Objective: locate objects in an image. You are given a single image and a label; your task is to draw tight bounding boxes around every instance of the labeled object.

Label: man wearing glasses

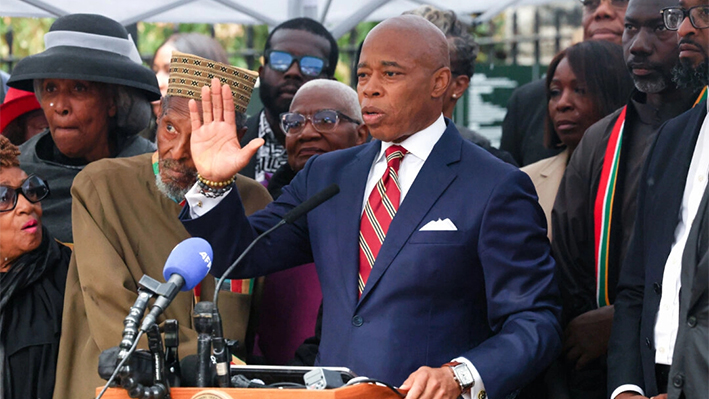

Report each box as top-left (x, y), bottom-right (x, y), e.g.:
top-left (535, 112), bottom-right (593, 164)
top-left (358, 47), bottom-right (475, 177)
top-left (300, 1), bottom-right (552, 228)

top-left (501, 0), bottom-right (629, 167)
top-left (254, 79), bottom-right (367, 365)
top-left (608, 0), bottom-right (708, 398)
top-left (239, 18), bottom-right (339, 187)
top-left (552, 0), bottom-right (700, 397)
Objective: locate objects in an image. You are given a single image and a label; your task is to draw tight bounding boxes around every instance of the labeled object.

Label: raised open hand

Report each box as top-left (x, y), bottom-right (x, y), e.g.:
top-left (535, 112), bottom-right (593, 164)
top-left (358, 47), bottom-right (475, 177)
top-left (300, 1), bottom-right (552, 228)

top-left (189, 77), bottom-right (264, 182)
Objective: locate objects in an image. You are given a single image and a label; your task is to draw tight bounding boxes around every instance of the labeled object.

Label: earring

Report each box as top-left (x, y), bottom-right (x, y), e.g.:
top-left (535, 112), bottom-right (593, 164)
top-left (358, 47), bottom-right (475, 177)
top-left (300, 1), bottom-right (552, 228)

top-left (452, 94), bottom-right (458, 99)
top-left (49, 103), bottom-right (54, 107)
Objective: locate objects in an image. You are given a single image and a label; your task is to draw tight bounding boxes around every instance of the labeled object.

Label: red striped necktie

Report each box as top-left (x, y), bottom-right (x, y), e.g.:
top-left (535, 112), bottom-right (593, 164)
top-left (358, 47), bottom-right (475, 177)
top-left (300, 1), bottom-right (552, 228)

top-left (358, 145), bottom-right (407, 296)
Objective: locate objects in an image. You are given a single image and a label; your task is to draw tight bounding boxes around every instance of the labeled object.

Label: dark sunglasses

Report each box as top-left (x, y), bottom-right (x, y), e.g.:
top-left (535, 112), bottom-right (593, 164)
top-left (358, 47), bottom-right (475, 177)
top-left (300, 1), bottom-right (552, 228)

top-left (661, 6), bottom-right (709, 31)
top-left (280, 109), bottom-right (361, 136)
top-left (0, 175), bottom-right (50, 212)
top-left (578, 0), bottom-right (628, 11)
top-left (265, 50), bottom-right (328, 77)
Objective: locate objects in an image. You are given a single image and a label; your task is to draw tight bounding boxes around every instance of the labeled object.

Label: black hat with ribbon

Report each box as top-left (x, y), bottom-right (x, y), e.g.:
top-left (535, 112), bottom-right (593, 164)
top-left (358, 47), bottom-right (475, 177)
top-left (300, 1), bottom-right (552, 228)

top-left (7, 14), bottom-right (160, 102)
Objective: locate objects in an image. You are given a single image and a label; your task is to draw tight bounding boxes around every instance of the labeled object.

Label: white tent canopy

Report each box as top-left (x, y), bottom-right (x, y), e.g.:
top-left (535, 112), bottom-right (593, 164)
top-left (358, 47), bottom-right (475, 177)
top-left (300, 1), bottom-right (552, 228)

top-left (2, 0), bottom-right (571, 38)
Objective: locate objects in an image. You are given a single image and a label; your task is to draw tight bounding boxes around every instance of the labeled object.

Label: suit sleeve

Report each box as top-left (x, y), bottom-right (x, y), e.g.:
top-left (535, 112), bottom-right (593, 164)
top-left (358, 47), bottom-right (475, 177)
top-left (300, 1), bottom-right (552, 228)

top-left (181, 157), bottom-right (317, 279)
top-left (70, 172), bottom-right (198, 354)
top-left (464, 169), bottom-right (563, 398)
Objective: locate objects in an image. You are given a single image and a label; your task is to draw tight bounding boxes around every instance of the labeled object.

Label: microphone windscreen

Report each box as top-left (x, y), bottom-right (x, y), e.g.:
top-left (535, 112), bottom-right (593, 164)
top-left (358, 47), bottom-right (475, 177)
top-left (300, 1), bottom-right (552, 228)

top-left (163, 237), bottom-right (213, 291)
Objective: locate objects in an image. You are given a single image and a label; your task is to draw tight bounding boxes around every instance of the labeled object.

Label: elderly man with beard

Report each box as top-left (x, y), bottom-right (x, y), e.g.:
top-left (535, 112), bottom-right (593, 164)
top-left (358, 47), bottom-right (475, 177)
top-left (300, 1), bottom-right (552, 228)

top-left (608, 0), bottom-right (708, 397)
top-left (53, 53), bottom-right (272, 399)
top-left (551, 0), bottom-right (703, 397)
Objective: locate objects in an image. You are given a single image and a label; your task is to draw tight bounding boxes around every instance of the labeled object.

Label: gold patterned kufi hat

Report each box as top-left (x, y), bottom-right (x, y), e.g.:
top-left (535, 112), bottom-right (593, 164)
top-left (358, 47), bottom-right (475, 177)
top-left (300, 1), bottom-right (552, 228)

top-left (166, 51), bottom-right (258, 113)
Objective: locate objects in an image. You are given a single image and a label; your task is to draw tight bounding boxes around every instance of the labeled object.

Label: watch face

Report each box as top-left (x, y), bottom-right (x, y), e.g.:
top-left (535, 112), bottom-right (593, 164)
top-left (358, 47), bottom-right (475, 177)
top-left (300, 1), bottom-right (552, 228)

top-left (455, 364), bottom-right (475, 386)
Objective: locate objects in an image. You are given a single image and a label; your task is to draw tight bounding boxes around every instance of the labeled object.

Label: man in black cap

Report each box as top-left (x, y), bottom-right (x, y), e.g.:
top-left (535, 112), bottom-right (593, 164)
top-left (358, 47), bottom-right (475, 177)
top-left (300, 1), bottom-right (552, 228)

top-left (239, 18), bottom-right (339, 186)
top-left (7, 13), bottom-right (160, 243)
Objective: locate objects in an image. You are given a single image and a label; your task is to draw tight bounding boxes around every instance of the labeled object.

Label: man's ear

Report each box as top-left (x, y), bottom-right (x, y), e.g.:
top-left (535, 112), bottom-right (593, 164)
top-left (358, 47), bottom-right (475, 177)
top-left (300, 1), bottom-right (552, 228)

top-left (355, 122), bottom-right (369, 145)
top-left (431, 67), bottom-right (452, 99)
top-left (452, 75), bottom-right (470, 99)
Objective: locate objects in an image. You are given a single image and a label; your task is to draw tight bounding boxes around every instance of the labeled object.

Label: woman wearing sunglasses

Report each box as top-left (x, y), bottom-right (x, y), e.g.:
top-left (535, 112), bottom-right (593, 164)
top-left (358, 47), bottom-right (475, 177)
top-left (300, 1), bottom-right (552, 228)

top-left (0, 135), bottom-right (71, 399)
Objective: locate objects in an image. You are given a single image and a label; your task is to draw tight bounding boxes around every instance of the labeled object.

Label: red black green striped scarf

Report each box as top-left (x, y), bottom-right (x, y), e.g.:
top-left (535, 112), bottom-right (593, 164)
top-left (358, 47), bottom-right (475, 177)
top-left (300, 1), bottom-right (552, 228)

top-left (593, 87), bottom-right (707, 307)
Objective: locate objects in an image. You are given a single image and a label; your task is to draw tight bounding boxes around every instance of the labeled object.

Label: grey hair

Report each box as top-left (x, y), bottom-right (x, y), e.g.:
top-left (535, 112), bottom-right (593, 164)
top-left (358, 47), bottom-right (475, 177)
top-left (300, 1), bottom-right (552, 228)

top-left (403, 5), bottom-right (480, 77)
top-left (33, 79), bottom-right (152, 137)
top-left (293, 79), bottom-right (362, 120)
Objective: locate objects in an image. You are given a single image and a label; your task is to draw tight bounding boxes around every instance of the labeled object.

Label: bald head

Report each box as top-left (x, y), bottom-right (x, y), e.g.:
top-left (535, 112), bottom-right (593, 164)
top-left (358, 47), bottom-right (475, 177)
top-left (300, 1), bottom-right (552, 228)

top-left (357, 15), bottom-right (452, 142)
top-left (365, 15), bottom-right (450, 72)
top-left (292, 79), bottom-right (362, 120)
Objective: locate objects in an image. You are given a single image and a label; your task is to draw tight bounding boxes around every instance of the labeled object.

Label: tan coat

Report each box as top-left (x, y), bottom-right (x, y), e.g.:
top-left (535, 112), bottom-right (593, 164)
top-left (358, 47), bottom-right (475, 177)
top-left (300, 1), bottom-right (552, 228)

top-left (521, 149), bottom-right (569, 241)
top-left (53, 153), bottom-right (272, 399)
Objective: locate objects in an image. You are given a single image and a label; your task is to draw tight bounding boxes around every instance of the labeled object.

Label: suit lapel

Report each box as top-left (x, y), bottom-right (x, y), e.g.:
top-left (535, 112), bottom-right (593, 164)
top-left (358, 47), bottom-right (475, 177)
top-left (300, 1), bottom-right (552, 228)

top-left (358, 124), bottom-right (462, 304)
top-left (336, 141), bottom-right (382, 306)
top-left (684, 183), bottom-right (709, 310)
top-left (646, 104), bottom-right (707, 281)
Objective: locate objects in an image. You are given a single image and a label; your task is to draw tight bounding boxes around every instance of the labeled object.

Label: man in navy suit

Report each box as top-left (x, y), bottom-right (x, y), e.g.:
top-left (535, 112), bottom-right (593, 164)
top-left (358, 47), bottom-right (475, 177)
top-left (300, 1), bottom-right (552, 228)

top-left (607, 0), bottom-right (708, 396)
top-left (181, 15), bottom-right (561, 399)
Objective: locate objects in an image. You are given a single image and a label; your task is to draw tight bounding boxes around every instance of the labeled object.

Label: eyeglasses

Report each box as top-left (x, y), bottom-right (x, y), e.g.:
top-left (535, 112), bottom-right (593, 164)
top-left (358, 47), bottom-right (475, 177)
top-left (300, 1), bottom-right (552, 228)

top-left (280, 109), bottom-right (361, 136)
top-left (265, 50), bottom-right (328, 77)
top-left (578, 0), bottom-right (628, 11)
top-left (0, 175), bottom-right (50, 212)
top-left (661, 6), bottom-right (709, 30)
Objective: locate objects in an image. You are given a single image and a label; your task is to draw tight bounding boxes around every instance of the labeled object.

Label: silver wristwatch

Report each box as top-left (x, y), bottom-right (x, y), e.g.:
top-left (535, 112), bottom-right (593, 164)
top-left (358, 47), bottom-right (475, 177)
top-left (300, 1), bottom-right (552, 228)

top-left (444, 361), bottom-right (475, 394)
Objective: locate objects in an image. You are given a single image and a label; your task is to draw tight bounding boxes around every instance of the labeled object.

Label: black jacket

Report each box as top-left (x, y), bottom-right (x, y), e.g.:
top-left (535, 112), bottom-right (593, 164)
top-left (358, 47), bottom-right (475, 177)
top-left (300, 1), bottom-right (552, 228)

top-left (608, 102), bottom-right (707, 397)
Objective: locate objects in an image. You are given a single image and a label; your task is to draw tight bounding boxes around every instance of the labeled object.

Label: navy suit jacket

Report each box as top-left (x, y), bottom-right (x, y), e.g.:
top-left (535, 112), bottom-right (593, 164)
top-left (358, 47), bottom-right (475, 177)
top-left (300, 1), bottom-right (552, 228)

top-left (608, 101), bottom-right (707, 396)
top-left (182, 121), bottom-right (562, 399)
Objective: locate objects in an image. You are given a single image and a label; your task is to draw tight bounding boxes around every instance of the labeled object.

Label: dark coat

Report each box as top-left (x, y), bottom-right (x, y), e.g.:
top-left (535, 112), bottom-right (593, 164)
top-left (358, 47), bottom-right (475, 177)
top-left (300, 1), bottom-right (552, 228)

top-left (183, 121), bottom-right (561, 399)
top-left (239, 112), bottom-right (261, 180)
top-left (500, 79), bottom-right (562, 167)
top-left (607, 102), bottom-right (707, 397)
top-left (18, 130), bottom-right (155, 243)
top-left (667, 183), bottom-right (709, 399)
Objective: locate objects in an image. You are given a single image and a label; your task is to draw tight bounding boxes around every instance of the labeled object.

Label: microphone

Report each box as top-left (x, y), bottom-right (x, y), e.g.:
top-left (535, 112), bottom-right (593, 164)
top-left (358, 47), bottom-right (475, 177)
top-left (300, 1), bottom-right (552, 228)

top-left (211, 309), bottom-right (231, 387)
top-left (141, 237), bottom-right (213, 332)
top-left (179, 355), bottom-right (215, 387)
top-left (282, 183), bottom-right (340, 224)
top-left (213, 183), bottom-right (340, 306)
top-left (193, 301), bottom-right (214, 387)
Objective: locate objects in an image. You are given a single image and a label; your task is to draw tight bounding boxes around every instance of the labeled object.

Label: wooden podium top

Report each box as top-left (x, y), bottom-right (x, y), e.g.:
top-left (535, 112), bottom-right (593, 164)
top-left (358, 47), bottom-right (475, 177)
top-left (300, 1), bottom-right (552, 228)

top-left (96, 384), bottom-right (406, 399)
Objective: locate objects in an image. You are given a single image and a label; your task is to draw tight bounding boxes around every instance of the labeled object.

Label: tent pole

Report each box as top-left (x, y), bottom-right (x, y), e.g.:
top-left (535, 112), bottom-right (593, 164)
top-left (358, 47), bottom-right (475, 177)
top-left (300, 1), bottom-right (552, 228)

top-left (330, 0), bottom-right (391, 39)
top-left (120, 0), bottom-right (198, 26)
top-left (17, 0), bottom-right (67, 17)
top-left (320, 0), bottom-right (333, 23)
top-left (213, 0), bottom-right (280, 26)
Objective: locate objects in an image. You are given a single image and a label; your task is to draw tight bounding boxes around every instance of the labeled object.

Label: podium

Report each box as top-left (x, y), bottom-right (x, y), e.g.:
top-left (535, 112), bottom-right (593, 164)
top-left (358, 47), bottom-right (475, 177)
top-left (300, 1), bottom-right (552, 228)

top-left (96, 384), bottom-right (407, 399)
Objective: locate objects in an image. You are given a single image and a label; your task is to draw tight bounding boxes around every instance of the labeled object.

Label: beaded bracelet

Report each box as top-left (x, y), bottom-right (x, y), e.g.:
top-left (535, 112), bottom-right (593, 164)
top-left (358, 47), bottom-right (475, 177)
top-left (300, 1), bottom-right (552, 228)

top-left (197, 173), bottom-right (236, 198)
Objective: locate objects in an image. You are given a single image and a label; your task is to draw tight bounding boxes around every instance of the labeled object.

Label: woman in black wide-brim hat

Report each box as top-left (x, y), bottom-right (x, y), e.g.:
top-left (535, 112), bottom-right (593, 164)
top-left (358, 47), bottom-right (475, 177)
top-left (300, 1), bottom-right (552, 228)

top-left (7, 13), bottom-right (161, 243)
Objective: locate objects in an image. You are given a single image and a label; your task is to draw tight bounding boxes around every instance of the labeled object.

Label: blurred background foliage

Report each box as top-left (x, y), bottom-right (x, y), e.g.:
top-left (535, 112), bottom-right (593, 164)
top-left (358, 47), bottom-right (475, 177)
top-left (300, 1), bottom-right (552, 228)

top-left (0, 17), bottom-right (493, 86)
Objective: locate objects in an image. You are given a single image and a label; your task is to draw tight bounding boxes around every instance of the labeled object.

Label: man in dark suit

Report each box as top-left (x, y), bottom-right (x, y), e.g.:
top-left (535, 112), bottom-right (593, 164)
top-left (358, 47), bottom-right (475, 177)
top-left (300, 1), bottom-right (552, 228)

top-left (607, 0), bottom-right (708, 396)
top-left (182, 15), bottom-right (561, 399)
top-left (239, 18), bottom-right (339, 185)
top-left (500, 0), bottom-right (628, 166)
top-left (667, 184), bottom-right (708, 399)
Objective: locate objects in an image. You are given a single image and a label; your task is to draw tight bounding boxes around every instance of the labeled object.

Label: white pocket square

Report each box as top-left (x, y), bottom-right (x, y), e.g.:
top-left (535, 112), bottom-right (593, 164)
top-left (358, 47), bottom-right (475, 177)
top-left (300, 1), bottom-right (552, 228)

top-left (419, 218), bottom-right (457, 231)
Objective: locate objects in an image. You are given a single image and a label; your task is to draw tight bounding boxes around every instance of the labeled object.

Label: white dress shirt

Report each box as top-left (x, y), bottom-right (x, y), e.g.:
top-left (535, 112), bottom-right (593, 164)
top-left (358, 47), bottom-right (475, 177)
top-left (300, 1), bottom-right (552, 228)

top-left (186, 114), bottom-right (486, 398)
top-left (611, 102), bottom-right (709, 399)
